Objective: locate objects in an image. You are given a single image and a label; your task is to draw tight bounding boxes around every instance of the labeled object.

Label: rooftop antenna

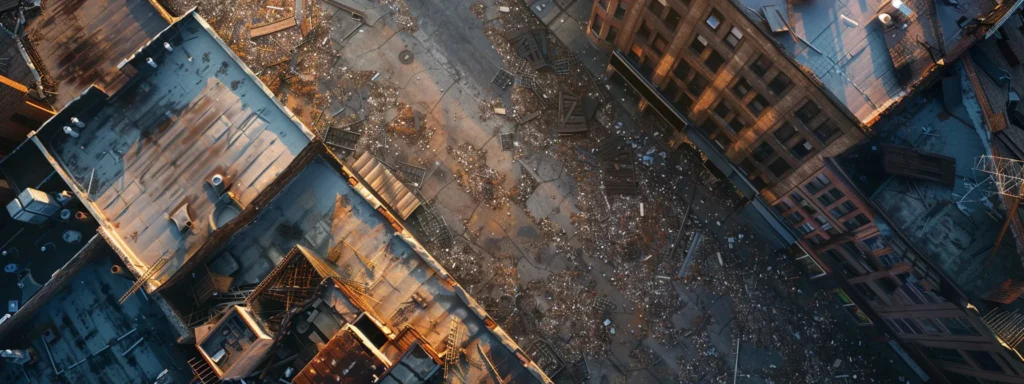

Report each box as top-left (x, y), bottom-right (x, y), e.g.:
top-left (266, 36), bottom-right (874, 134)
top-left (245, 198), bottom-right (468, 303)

top-left (974, 156), bottom-right (1024, 269)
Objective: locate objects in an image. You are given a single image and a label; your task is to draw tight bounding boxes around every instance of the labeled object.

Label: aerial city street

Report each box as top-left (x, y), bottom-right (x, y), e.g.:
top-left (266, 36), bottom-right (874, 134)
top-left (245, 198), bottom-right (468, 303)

top-left (0, 0), bottom-right (1022, 383)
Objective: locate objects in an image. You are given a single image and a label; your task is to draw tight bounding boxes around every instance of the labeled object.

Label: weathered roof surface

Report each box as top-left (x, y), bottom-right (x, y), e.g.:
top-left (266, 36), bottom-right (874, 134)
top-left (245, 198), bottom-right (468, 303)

top-left (737, 0), bottom-right (994, 125)
top-left (23, 0), bottom-right (171, 106)
top-left (292, 325), bottom-right (388, 384)
top-left (0, 251), bottom-right (194, 384)
top-left (0, 27), bottom-right (38, 89)
top-left (36, 13), bottom-right (313, 286)
top-left (217, 156), bottom-right (551, 383)
top-left (963, 14), bottom-right (1024, 133)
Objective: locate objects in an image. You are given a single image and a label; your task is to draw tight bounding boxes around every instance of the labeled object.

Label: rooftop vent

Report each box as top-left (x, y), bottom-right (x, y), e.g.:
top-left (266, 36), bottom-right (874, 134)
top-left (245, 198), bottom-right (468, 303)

top-left (171, 204), bottom-right (193, 232)
top-left (163, 42), bottom-right (173, 52)
top-left (146, 57), bottom-right (157, 69)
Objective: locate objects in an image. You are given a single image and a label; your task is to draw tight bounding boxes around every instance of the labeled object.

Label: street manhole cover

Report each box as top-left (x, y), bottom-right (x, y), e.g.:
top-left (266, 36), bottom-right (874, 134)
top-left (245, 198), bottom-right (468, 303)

top-left (398, 50), bottom-right (414, 64)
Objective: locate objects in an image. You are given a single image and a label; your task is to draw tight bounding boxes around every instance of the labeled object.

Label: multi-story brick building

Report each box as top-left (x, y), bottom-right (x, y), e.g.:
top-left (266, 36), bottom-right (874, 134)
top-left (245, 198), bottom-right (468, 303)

top-left (587, 0), bottom-right (1024, 382)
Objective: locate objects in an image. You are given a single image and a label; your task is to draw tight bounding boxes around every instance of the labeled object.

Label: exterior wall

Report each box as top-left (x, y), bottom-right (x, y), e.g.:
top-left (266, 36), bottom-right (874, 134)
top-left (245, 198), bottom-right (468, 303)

top-left (770, 158), bottom-right (1024, 384)
top-left (586, 0), bottom-right (866, 201)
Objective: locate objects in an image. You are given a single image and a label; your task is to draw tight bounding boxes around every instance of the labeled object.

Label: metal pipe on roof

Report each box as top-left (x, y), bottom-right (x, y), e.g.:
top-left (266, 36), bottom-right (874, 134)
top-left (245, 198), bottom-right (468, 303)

top-left (40, 335), bottom-right (61, 375)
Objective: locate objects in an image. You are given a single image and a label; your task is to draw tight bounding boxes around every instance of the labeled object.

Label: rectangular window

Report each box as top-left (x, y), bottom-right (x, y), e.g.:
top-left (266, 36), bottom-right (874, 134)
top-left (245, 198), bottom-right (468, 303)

top-left (854, 282), bottom-right (879, 300)
top-left (829, 201), bottom-right (858, 219)
top-left (940, 317), bottom-right (980, 336)
top-left (674, 91), bottom-right (694, 112)
top-left (615, 2), bottom-right (627, 18)
top-left (796, 222), bottom-right (816, 235)
top-left (918, 318), bottom-right (941, 334)
top-left (843, 213), bottom-right (871, 231)
top-left (747, 94), bottom-right (769, 115)
top-left (768, 72), bottom-right (792, 96)
top-left (805, 174), bottom-right (832, 194)
top-left (725, 27), bottom-right (743, 48)
top-left (686, 73), bottom-right (709, 96)
top-left (773, 123), bottom-right (798, 143)
top-left (967, 351), bottom-right (1004, 372)
top-left (817, 188), bottom-right (845, 206)
top-left (783, 211), bottom-right (804, 226)
top-left (725, 116), bottom-right (745, 134)
top-left (814, 121), bottom-right (839, 143)
top-left (647, 0), bottom-right (664, 15)
top-left (638, 23), bottom-right (652, 41)
top-left (673, 60), bottom-right (690, 80)
top-left (924, 347), bottom-right (967, 365)
top-left (796, 101), bottom-right (822, 125)
top-left (661, 79), bottom-right (679, 98)
top-left (690, 35), bottom-right (708, 55)
top-left (704, 50), bottom-right (725, 72)
top-left (768, 158), bottom-right (791, 177)
top-left (706, 9), bottom-right (723, 30)
top-left (713, 133), bottom-right (733, 149)
top-left (591, 15), bottom-right (604, 35)
top-left (791, 139), bottom-right (814, 159)
top-left (606, 26), bottom-right (618, 42)
top-left (664, 8), bottom-right (681, 31)
top-left (741, 158), bottom-right (760, 176)
top-left (714, 102), bottom-right (731, 119)
top-left (750, 55), bottom-right (772, 77)
top-left (652, 34), bottom-right (669, 55)
top-left (732, 78), bottom-right (752, 98)
top-left (752, 142), bottom-right (775, 162)
top-left (598, 0), bottom-right (609, 9)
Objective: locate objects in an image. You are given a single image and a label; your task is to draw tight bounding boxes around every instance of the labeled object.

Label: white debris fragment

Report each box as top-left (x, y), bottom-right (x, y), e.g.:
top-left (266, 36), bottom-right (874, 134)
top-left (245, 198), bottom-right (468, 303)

top-left (499, 6), bottom-right (510, 12)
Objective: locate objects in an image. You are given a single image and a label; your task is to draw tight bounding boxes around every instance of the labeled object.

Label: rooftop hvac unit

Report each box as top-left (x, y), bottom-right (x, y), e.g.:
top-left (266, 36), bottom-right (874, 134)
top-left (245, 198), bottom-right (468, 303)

top-left (6, 188), bottom-right (60, 224)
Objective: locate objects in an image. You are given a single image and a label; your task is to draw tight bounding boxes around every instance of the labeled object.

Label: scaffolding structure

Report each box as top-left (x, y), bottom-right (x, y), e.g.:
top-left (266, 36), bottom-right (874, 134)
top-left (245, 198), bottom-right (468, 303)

top-left (246, 246), bottom-right (340, 331)
top-left (983, 308), bottom-right (1024, 348)
top-left (974, 156), bottom-right (1024, 269)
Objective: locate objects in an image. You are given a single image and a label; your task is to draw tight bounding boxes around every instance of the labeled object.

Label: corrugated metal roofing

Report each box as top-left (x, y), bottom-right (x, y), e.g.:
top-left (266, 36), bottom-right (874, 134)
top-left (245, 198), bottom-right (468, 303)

top-left (351, 152), bottom-right (421, 219)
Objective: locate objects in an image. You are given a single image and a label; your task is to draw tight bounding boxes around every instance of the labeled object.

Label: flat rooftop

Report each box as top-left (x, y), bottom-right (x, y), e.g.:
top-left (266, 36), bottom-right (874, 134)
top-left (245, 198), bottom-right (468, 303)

top-left (24, 0), bottom-right (171, 106)
top-left (0, 142), bottom-right (98, 321)
top-left (207, 156), bottom-right (548, 383)
top-left (0, 250), bottom-right (194, 384)
top-left (35, 13), bottom-right (313, 286)
top-left (739, 0), bottom-right (997, 125)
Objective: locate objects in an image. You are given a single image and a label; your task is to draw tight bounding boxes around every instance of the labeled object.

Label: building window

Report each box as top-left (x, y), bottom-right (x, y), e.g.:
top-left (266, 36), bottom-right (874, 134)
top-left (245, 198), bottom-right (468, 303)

top-left (829, 200), bottom-right (858, 219)
top-left (750, 55), bottom-right (772, 77)
top-left (791, 139), bottom-right (814, 159)
top-left (647, 0), bottom-right (664, 15)
top-left (741, 158), bottom-right (760, 176)
top-left (598, 0), bottom-right (609, 10)
top-left (817, 188), bottom-right (845, 206)
top-left (686, 73), bottom-right (709, 96)
top-left (924, 347), bottom-right (968, 365)
top-left (854, 282), bottom-right (879, 300)
top-left (673, 60), bottom-right (691, 80)
top-left (732, 77), bottom-right (752, 98)
top-left (664, 8), bottom-right (681, 31)
top-left (773, 123), bottom-right (798, 143)
top-left (689, 35), bottom-right (708, 55)
top-left (796, 222), bottom-right (816, 235)
top-left (615, 1), bottom-right (627, 18)
top-left (783, 210), bottom-right (804, 226)
top-left (661, 79), bottom-right (679, 98)
top-left (652, 34), bottom-right (669, 55)
top-left (796, 101), bottom-right (822, 125)
top-left (747, 94), bottom-right (770, 115)
top-left (940, 317), bottom-right (980, 336)
top-left (752, 142), bottom-right (775, 162)
top-left (638, 23), bottom-right (652, 41)
top-left (606, 26), bottom-right (618, 42)
top-left (768, 72), bottom-right (792, 96)
top-left (591, 15), bottom-right (604, 35)
top-left (714, 102), bottom-right (731, 119)
top-left (967, 351), bottom-right (1004, 372)
top-left (674, 91), bottom-right (694, 112)
top-left (713, 133), bottom-right (733, 149)
top-left (706, 9), bottom-right (723, 30)
top-left (725, 116), bottom-right (745, 133)
top-left (843, 214), bottom-right (871, 231)
top-left (805, 174), bottom-right (832, 194)
top-left (814, 121), bottom-right (839, 143)
top-left (725, 27), bottom-right (743, 49)
top-left (918, 318), bottom-right (942, 334)
top-left (704, 50), bottom-right (725, 72)
top-left (768, 158), bottom-right (791, 177)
